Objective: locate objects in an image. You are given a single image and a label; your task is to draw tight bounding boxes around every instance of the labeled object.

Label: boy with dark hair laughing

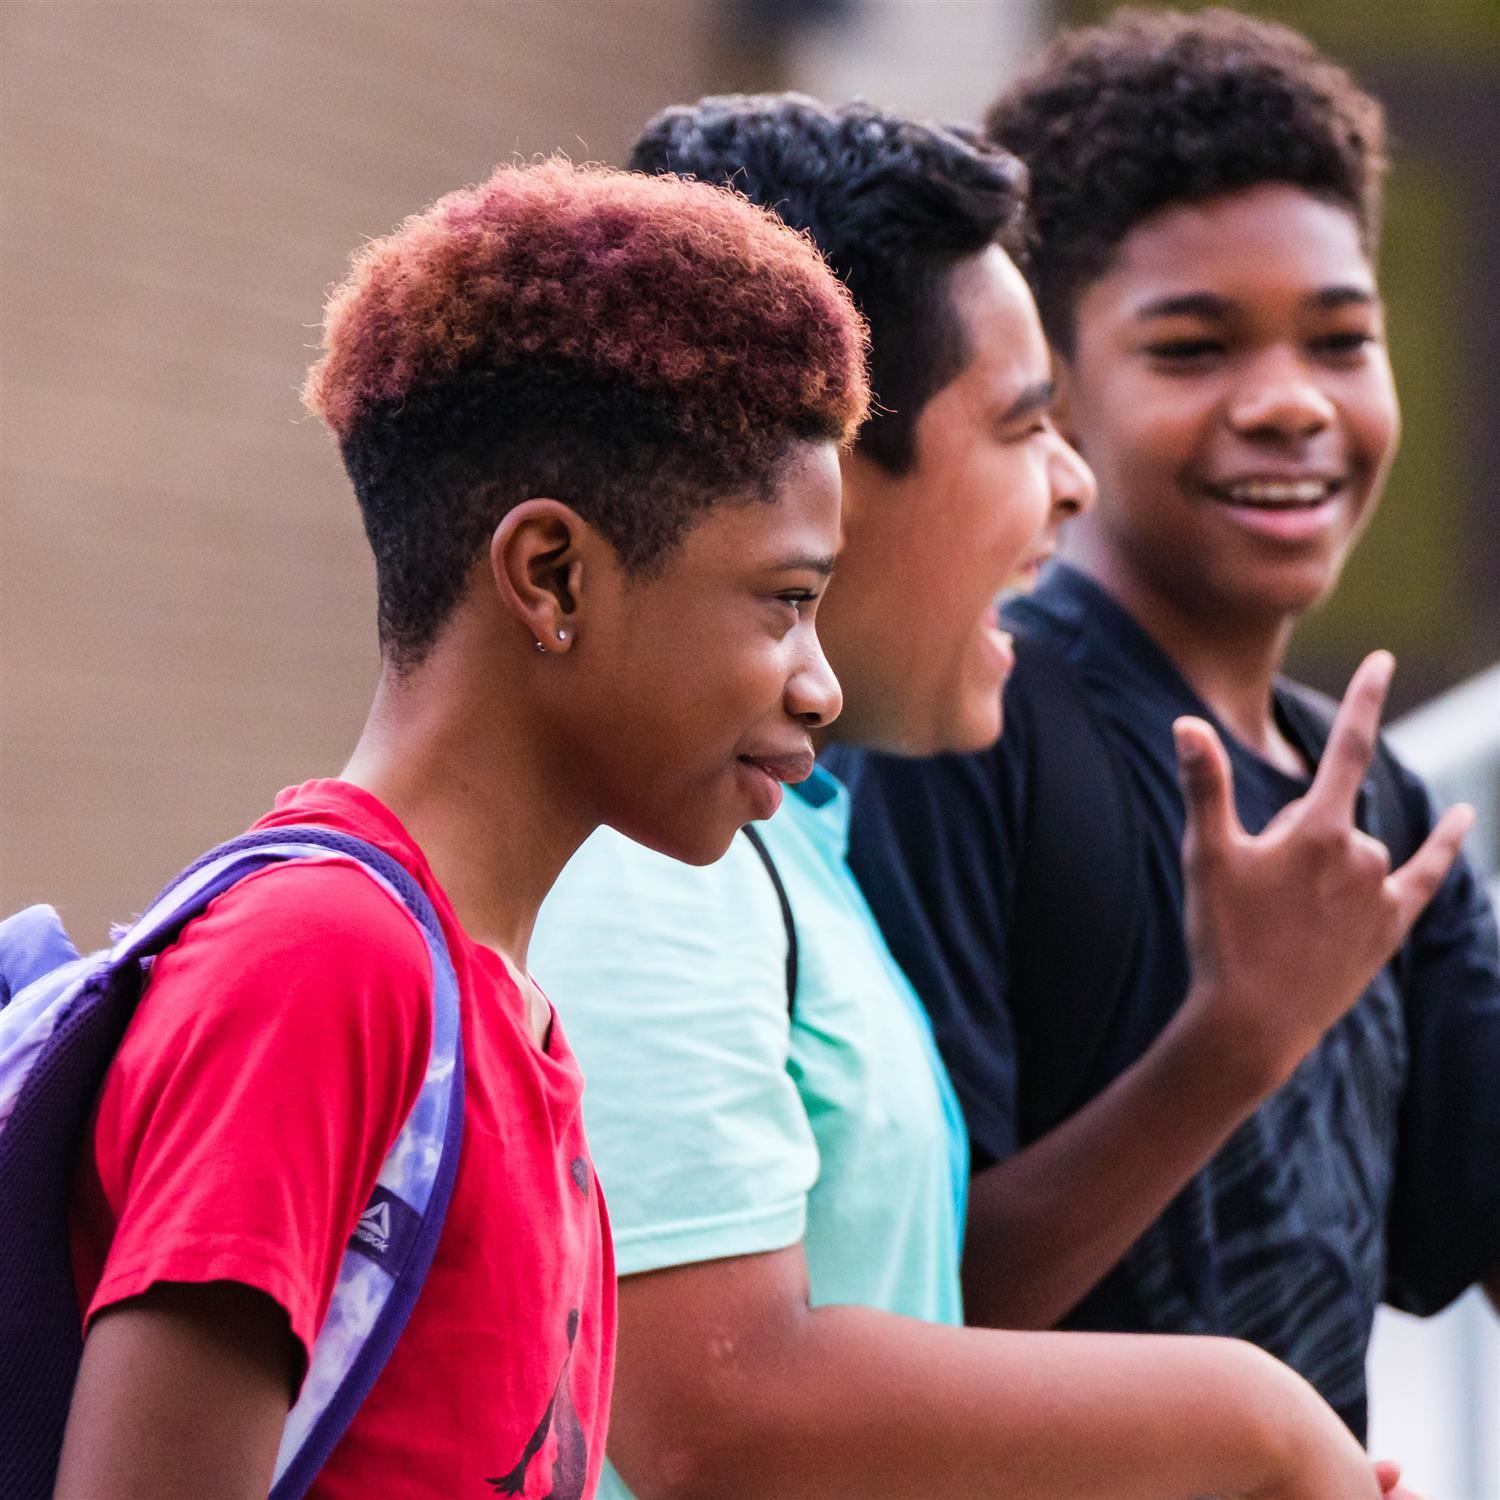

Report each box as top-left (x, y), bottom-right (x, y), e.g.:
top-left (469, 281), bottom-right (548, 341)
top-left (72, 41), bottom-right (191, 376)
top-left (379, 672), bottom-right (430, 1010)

top-left (533, 90), bottom-right (1435, 1500)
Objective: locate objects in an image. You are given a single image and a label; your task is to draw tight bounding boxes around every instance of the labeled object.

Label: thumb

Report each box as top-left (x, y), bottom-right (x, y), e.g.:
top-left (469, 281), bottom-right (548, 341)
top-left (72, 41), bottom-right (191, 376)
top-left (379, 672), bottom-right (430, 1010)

top-left (1174, 716), bottom-right (1240, 860)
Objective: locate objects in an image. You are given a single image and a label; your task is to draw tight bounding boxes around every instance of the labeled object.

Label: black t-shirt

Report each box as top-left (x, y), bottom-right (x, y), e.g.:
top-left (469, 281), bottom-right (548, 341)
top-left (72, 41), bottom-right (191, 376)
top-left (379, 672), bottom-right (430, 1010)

top-left (830, 562), bottom-right (1500, 1438)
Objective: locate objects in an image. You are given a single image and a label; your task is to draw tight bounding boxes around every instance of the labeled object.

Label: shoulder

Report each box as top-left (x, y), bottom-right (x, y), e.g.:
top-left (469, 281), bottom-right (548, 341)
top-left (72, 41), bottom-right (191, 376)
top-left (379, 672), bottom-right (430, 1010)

top-left (140, 858), bottom-right (434, 1056)
top-left (95, 859), bottom-right (436, 1214)
top-left (174, 856), bottom-right (430, 969)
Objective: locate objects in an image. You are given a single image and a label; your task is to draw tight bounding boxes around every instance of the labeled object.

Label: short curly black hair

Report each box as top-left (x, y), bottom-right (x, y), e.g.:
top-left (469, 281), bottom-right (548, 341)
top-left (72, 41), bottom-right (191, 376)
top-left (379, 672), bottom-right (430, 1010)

top-left (630, 94), bottom-right (1028, 474)
top-left (305, 159), bottom-right (868, 669)
top-left (986, 7), bottom-right (1387, 352)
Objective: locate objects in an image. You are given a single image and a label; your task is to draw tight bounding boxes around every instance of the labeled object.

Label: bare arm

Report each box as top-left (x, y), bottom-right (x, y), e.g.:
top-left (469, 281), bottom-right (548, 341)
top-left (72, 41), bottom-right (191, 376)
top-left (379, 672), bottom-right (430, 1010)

top-left (963, 652), bottom-right (1473, 1329)
top-left (608, 1244), bottom-right (1387, 1500)
top-left (55, 1281), bottom-right (298, 1500)
top-left (963, 992), bottom-right (1268, 1328)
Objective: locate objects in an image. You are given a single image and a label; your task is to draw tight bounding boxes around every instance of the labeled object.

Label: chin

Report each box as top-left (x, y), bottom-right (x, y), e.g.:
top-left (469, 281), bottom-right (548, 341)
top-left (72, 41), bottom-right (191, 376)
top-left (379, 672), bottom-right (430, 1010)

top-left (854, 680), bottom-right (1005, 759)
top-left (1236, 559), bottom-right (1347, 623)
top-left (940, 665), bottom-right (1007, 755)
top-left (943, 704), bottom-right (1004, 756)
top-left (609, 808), bottom-right (742, 868)
top-left (896, 699), bottom-right (1003, 759)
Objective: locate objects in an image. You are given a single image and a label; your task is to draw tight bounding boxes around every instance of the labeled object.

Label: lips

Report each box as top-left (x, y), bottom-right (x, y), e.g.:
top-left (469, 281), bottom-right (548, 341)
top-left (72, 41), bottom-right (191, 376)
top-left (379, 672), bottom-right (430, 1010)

top-left (984, 618), bottom-right (1016, 674)
top-left (998, 546), bottom-right (1055, 602)
top-left (737, 749), bottom-right (816, 787)
top-left (736, 749), bottom-right (813, 823)
top-left (1196, 471), bottom-right (1353, 545)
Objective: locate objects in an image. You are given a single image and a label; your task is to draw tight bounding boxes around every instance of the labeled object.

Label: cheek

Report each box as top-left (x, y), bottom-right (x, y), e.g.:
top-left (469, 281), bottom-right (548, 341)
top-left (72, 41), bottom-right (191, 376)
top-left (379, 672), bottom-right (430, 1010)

top-left (676, 617), bottom-right (788, 729)
top-left (1126, 401), bottom-right (1204, 481)
top-left (1085, 376), bottom-right (1210, 492)
top-left (1349, 375), bottom-right (1401, 479)
top-left (959, 451), bottom-right (1049, 581)
top-left (1006, 454), bottom-right (1055, 549)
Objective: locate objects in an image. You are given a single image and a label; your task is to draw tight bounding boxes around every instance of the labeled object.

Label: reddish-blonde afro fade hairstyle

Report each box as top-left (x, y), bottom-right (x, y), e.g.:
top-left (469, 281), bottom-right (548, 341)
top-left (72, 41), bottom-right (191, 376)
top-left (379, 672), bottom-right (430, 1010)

top-left (304, 157), bottom-right (868, 667)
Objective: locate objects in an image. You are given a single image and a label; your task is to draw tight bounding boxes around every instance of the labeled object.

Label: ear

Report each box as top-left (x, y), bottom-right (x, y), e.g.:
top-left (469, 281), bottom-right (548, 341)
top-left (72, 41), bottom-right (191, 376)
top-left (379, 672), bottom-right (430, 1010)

top-left (1050, 355), bottom-right (1082, 453)
top-left (489, 499), bottom-right (589, 654)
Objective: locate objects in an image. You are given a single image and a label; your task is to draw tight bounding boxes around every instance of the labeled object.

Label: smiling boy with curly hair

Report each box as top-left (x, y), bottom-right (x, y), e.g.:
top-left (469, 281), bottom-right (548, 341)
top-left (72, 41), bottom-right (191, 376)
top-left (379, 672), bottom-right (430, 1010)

top-left (841, 4), bottom-right (1498, 1443)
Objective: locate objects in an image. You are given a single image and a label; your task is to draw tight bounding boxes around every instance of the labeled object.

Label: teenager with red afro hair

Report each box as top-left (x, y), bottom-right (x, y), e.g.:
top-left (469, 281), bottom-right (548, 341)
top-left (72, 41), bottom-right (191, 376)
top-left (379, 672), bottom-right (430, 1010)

top-left (59, 158), bottom-right (865, 1500)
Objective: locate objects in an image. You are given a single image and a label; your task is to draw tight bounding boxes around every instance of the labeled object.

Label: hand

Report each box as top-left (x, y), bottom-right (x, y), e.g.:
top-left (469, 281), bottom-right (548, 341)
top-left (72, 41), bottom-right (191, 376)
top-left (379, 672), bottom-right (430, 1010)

top-left (1172, 650), bottom-right (1474, 1095)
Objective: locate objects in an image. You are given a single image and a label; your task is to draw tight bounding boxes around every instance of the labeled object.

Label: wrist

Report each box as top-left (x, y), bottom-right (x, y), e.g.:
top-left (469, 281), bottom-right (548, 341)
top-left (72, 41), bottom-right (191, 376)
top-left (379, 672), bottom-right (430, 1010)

top-left (1161, 988), bottom-right (1291, 1108)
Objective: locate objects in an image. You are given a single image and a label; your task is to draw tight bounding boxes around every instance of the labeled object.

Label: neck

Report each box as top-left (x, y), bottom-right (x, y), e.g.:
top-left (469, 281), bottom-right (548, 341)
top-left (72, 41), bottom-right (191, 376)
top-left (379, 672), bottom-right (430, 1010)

top-left (1063, 519), bottom-right (1300, 768)
top-left (340, 640), bottom-right (593, 966)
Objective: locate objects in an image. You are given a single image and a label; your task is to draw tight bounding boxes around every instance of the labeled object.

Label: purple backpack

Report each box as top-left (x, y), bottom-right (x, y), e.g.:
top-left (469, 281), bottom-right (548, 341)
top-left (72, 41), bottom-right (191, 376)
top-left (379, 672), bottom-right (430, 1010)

top-left (0, 826), bottom-right (464, 1499)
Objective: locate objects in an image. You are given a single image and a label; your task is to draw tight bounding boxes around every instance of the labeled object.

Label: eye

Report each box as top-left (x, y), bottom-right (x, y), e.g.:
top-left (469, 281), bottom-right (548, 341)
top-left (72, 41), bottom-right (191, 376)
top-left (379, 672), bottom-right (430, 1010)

top-left (1311, 330), bottom-right (1377, 359)
top-left (761, 579), bottom-right (825, 635)
top-left (998, 414), bottom-right (1053, 444)
top-left (776, 590), bottom-right (818, 616)
top-left (1143, 337), bottom-right (1225, 364)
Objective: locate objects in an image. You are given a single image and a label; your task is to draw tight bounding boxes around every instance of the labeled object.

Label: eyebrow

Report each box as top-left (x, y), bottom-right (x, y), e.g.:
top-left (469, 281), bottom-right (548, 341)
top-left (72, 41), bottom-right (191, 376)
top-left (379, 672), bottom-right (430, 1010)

top-left (1000, 380), bottom-right (1055, 424)
top-left (1134, 292), bottom-right (1235, 321)
top-left (771, 552), bottom-right (838, 578)
top-left (1311, 284), bottom-right (1378, 310)
top-left (1135, 285), bottom-right (1378, 320)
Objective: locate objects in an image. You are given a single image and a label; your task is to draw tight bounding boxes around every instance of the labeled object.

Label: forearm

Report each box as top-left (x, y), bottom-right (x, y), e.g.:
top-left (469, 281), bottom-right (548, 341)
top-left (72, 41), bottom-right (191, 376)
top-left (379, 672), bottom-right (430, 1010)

top-left (964, 992), bottom-right (1270, 1329)
top-left (617, 1303), bottom-right (1352, 1500)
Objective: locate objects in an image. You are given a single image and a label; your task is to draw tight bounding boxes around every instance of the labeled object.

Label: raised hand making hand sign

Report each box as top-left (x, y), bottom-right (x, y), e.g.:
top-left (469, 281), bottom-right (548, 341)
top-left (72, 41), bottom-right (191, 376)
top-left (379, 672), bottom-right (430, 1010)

top-left (958, 648), bottom-right (1482, 1341)
top-left (1172, 650), bottom-right (1475, 1095)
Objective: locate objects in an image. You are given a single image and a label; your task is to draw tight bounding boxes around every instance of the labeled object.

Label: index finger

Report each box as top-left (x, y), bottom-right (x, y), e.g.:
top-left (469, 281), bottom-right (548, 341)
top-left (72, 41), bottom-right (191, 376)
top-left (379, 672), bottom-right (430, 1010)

top-left (1306, 650), bottom-right (1395, 821)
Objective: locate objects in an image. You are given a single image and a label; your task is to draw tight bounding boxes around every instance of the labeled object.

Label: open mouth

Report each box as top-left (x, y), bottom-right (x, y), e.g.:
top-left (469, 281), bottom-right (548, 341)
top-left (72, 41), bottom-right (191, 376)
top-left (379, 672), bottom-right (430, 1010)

top-left (998, 548), bottom-right (1055, 603)
top-left (980, 608), bottom-right (1016, 675)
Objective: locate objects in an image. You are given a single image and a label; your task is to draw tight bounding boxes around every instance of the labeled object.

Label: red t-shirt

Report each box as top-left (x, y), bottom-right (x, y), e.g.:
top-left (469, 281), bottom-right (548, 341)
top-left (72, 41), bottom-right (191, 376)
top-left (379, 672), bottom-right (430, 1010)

top-left (70, 780), bottom-right (615, 1499)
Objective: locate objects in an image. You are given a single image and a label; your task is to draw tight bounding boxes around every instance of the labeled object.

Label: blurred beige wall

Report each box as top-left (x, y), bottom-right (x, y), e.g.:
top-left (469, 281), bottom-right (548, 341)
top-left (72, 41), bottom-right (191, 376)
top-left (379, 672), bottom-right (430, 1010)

top-left (1, 0), bottom-right (710, 944)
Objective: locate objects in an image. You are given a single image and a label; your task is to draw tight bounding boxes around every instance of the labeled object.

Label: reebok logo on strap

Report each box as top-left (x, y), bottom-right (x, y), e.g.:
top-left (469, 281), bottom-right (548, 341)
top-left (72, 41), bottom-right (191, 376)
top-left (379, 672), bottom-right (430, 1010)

top-left (355, 1200), bottom-right (391, 1254)
top-left (347, 1185), bottom-right (421, 1271)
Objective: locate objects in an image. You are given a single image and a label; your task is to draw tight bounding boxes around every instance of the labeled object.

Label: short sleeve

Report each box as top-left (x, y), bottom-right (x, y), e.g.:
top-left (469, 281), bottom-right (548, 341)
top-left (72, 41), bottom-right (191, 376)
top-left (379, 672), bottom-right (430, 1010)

top-left (1383, 775), bottom-right (1500, 1315)
top-left (530, 828), bottom-right (817, 1276)
top-left (836, 726), bottom-right (1025, 1171)
top-left (78, 860), bottom-right (433, 1364)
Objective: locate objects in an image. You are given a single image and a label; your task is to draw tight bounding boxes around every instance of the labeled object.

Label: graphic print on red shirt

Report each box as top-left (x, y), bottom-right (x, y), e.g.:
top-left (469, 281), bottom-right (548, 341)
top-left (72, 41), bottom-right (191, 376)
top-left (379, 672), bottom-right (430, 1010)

top-left (70, 780), bottom-right (615, 1498)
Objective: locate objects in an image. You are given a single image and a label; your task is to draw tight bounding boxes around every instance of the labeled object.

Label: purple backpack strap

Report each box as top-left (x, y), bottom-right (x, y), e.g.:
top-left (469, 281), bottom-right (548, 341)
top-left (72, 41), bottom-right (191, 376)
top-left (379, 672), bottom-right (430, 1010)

top-left (0, 826), bottom-right (464, 1500)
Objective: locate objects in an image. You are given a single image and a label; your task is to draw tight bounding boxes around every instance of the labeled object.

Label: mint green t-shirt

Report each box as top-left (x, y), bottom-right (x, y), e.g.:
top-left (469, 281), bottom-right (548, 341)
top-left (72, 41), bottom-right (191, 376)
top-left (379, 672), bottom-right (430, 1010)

top-left (531, 767), bottom-right (968, 1498)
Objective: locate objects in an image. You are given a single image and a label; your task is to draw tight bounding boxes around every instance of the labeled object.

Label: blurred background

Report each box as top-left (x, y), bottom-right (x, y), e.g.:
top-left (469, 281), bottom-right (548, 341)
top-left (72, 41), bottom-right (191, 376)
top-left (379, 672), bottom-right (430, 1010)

top-left (2, 0), bottom-right (1496, 1491)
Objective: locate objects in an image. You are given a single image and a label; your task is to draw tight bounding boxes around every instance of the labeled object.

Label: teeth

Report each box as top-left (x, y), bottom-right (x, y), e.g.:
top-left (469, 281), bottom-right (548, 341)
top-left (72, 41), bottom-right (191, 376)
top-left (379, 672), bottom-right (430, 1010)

top-left (1220, 479), bottom-right (1333, 506)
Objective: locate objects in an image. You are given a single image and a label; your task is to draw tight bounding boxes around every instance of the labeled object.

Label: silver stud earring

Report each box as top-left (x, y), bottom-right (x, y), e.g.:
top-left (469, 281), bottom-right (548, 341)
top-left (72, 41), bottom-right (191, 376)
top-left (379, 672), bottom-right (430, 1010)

top-left (534, 639), bottom-right (547, 654)
top-left (557, 628), bottom-right (569, 642)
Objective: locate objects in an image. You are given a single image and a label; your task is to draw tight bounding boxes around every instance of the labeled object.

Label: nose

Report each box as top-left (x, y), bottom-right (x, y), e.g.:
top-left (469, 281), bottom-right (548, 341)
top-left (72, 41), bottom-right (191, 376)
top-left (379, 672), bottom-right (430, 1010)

top-left (785, 631), bottom-right (842, 731)
top-left (1047, 431), bottom-right (1097, 522)
top-left (1229, 351), bottom-right (1335, 440)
